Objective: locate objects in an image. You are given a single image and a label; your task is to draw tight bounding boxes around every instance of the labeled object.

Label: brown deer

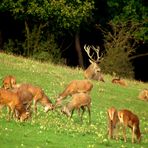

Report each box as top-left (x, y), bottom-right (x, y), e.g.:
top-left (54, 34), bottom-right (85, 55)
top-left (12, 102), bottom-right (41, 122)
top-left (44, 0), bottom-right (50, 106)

top-left (84, 45), bottom-right (105, 82)
top-left (61, 93), bottom-right (91, 123)
top-left (107, 107), bottom-right (119, 139)
top-left (0, 88), bottom-right (29, 121)
top-left (2, 75), bottom-right (16, 89)
top-left (138, 89), bottom-right (148, 101)
top-left (11, 87), bottom-right (33, 113)
top-left (118, 109), bottom-right (141, 143)
top-left (112, 78), bottom-right (128, 87)
top-left (14, 83), bottom-right (54, 114)
top-left (55, 80), bottom-right (93, 107)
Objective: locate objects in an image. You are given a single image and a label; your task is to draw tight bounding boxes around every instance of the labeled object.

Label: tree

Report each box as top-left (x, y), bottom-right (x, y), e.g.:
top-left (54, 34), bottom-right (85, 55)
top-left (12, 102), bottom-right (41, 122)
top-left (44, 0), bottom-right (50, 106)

top-left (97, 0), bottom-right (148, 78)
top-left (98, 21), bottom-right (136, 78)
top-left (107, 0), bottom-right (147, 42)
top-left (0, 0), bottom-right (94, 66)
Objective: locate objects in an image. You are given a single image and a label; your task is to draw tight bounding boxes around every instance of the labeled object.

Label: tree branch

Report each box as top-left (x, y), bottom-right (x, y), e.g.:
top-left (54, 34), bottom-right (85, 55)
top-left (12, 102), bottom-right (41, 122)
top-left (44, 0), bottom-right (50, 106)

top-left (129, 53), bottom-right (148, 60)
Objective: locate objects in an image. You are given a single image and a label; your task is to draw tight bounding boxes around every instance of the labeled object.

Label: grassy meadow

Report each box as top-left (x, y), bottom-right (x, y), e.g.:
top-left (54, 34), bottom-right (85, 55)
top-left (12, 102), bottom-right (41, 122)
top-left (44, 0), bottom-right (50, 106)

top-left (0, 53), bottom-right (148, 148)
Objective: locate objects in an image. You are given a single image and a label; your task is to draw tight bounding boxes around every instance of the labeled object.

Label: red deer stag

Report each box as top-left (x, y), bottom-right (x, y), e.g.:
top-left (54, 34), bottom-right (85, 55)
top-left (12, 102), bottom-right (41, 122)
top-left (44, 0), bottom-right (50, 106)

top-left (55, 80), bottom-right (93, 108)
top-left (2, 75), bottom-right (16, 89)
top-left (118, 109), bottom-right (141, 143)
top-left (61, 93), bottom-right (91, 123)
top-left (0, 88), bottom-right (29, 121)
top-left (138, 89), bottom-right (148, 101)
top-left (84, 45), bottom-right (105, 82)
top-left (14, 83), bottom-right (54, 114)
top-left (107, 107), bottom-right (119, 139)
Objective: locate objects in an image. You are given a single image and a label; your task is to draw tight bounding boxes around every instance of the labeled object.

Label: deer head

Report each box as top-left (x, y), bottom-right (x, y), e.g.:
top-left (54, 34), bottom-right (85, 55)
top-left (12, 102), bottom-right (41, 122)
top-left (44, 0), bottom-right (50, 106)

top-left (84, 45), bottom-right (104, 82)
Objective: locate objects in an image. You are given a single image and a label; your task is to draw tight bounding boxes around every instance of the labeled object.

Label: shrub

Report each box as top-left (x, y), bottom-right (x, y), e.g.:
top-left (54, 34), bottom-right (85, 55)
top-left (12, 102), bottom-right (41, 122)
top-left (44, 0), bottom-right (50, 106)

top-left (99, 21), bottom-right (137, 78)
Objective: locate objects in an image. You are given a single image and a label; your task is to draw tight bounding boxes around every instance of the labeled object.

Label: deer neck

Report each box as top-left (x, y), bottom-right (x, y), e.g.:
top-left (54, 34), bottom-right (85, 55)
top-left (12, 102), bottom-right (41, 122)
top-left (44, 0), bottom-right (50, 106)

top-left (59, 91), bottom-right (69, 100)
top-left (40, 95), bottom-right (51, 105)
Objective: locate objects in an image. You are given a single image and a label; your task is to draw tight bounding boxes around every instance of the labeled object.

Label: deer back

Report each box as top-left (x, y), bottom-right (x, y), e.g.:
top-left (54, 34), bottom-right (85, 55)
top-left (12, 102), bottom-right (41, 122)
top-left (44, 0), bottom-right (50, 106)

top-left (118, 109), bottom-right (140, 127)
top-left (58, 80), bottom-right (93, 99)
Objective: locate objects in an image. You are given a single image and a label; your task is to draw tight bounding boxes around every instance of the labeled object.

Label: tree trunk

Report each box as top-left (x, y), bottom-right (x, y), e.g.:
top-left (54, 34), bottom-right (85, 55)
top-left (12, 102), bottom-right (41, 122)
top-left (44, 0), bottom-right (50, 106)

top-left (75, 31), bottom-right (84, 69)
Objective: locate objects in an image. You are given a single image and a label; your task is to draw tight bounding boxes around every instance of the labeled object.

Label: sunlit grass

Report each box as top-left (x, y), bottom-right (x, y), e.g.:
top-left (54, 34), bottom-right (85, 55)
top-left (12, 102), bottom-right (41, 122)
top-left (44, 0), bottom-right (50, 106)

top-left (0, 53), bottom-right (148, 148)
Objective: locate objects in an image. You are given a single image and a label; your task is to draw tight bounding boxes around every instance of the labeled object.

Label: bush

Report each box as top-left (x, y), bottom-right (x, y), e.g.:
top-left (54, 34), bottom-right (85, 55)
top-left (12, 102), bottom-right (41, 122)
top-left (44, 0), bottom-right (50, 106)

top-left (3, 39), bottom-right (23, 55)
top-left (99, 21), bottom-right (136, 78)
top-left (3, 33), bottom-right (64, 64)
top-left (32, 35), bottom-right (63, 64)
top-left (100, 47), bottom-right (134, 78)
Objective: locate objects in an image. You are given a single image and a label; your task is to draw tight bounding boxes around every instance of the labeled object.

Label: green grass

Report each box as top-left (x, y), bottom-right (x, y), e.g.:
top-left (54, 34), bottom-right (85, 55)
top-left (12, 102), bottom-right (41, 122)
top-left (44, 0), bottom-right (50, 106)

top-left (0, 53), bottom-right (148, 148)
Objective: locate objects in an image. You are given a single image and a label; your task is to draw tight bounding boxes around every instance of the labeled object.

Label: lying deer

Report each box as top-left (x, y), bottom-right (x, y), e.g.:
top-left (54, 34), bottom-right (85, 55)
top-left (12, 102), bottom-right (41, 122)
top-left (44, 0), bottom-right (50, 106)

top-left (107, 107), bottom-right (119, 139)
top-left (55, 80), bottom-right (93, 107)
top-left (138, 89), bottom-right (148, 101)
top-left (118, 109), bottom-right (141, 143)
top-left (84, 45), bottom-right (105, 82)
top-left (61, 93), bottom-right (91, 123)
top-left (0, 88), bottom-right (29, 121)
top-left (112, 78), bottom-right (127, 87)
top-left (2, 75), bottom-right (16, 89)
top-left (13, 83), bottom-right (54, 114)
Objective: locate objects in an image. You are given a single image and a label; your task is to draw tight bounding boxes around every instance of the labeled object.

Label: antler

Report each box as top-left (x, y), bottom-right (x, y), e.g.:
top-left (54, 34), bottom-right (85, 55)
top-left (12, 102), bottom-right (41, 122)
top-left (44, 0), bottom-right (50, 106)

top-left (84, 44), bottom-right (103, 63)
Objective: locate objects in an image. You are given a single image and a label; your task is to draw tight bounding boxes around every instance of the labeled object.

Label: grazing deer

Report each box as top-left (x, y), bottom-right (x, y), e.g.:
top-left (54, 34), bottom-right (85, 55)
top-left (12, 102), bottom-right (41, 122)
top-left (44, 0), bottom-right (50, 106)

top-left (0, 88), bottom-right (29, 121)
top-left (118, 109), bottom-right (141, 143)
top-left (112, 78), bottom-right (127, 87)
top-left (11, 88), bottom-right (33, 113)
top-left (84, 45), bottom-right (105, 82)
top-left (61, 93), bottom-right (91, 123)
top-left (14, 83), bottom-right (54, 114)
top-left (107, 107), bottom-right (119, 139)
top-left (2, 75), bottom-right (16, 89)
top-left (55, 80), bottom-right (93, 107)
top-left (138, 89), bottom-right (148, 101)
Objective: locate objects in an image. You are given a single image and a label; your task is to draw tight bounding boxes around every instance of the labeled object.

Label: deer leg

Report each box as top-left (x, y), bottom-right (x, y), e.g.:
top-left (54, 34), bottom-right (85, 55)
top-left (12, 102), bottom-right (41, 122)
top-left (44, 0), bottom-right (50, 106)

top-left (70, 109), bottom-right (74, 119)
top-left (114, 123), bottom-right (119, 141)
top-left (77, 108), bottom-right (80, 117)
top-left (80, 106), bottom-right (85, 123)
top-left (26, 101), bottom-right (32, 112)
top-left (14, 109), bottom-right (18, 119)
top-left (87, 106), bottom-right (91, 124)
top-left (7, 106), bottom-right (11, 121)
top-left (11, 107), bottom-right (16, 120)
top-left (112, 121), bottom-right (118, 139)
top-left (34, 100), bottom-right (38, 114)
top-left (132, 126), bottom-right (135, 143)
top-left (123, 125), bottom-right (127, 142)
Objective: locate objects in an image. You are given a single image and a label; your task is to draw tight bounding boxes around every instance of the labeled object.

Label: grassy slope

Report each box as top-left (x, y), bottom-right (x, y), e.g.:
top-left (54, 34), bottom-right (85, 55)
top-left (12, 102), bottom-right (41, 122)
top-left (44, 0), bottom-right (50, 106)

top-left (0, 53), bottom-right (148, 148)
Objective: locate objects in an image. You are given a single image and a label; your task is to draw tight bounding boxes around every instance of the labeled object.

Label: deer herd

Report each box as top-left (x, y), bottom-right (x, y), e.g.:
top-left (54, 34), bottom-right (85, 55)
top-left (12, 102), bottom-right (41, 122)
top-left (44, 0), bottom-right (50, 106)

top-left (0, 45), bottom-right (147, 144)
